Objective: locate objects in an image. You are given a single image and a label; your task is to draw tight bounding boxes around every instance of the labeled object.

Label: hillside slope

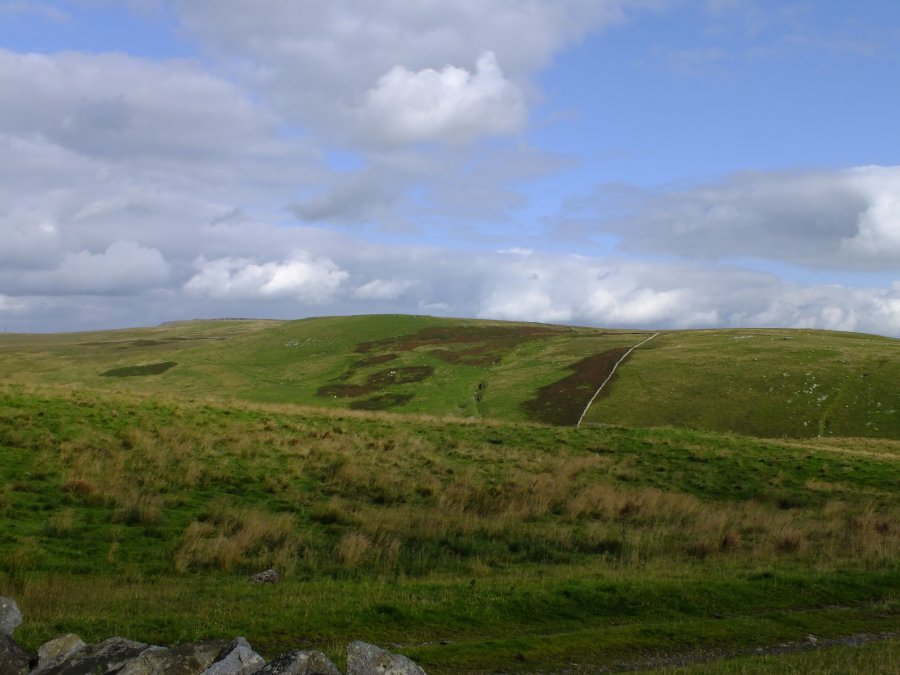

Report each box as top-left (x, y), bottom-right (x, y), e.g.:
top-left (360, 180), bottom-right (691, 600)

top-left (0, 385), bottom-right (897, 672)
top-left (1, 315), bottom-right (898, 438)
top-left (583, 328), bottom-right (900, 438)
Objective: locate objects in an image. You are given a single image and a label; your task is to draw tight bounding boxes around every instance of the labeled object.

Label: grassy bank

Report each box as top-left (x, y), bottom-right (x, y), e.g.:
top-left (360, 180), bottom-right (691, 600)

top-left (1, 384), bottom-right (897, 671)
top-left (2, 316), bottom-right (898, 438)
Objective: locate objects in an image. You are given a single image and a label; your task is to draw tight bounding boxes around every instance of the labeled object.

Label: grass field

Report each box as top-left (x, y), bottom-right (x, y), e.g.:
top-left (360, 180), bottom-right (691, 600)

top-left (1, 382), bottom-right (897, 672)
top-left (1, 315), bottom-right (899, 438)
top-left (0, 315), bottom-right (898, 671)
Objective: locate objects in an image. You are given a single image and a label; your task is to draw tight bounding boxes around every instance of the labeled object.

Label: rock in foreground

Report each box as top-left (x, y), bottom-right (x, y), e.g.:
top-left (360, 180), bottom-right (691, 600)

top-left (346, 641), bottom-right (426, 675)
top-left (0, 597), bottom-right (23, 637)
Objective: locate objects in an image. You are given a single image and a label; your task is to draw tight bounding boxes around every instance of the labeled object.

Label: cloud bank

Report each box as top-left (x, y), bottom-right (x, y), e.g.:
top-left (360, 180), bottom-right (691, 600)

top-left (562, 166), bottom-right (900, 270)
top-left (1, 2), bottom-right (898, 339)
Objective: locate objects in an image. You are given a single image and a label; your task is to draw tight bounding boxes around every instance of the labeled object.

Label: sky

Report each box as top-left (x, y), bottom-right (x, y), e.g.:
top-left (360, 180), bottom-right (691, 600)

top-left (2, 0), bottom-right (900, 335)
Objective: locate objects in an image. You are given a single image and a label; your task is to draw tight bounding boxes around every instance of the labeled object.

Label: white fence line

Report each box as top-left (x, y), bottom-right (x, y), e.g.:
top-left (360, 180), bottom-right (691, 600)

top-left (576, 332), bottom-right (659, 428)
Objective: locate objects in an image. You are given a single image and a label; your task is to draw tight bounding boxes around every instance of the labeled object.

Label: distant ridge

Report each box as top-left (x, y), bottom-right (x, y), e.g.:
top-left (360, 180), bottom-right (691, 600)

top-left (1, 314), bottom-right (898, 439)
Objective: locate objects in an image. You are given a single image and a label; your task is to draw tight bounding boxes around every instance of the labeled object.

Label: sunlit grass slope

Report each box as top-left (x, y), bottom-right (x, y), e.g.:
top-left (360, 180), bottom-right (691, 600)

top-left (1, 385), bottom-right (897, 672)
top-left (1, 316), bottom-right (898, 438)
top-left (0, 315), bottom-right (644, 422)
top-left (583, 328), bottom-right (900, 438)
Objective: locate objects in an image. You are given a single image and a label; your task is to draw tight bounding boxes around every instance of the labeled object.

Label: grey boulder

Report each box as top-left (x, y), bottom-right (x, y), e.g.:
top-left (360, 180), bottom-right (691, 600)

top-left (256, 650), bottom-right (340, 675)
top-left (0, 597), bottom-right (23, 637)
top-left (345, 641), bottom-right (426, 675)
top-left (0, 634), bottom-right (36, 675)
top-left (248, 569), bottom-right (280, 584)
top-left (34, 634), bottom-right (87, 673)
top-left (33, 636), bottom-right (151, 675)
top-left (200, 637), bottom-right (266, 675)
top-left (118, 639), bottom-right (229, 675)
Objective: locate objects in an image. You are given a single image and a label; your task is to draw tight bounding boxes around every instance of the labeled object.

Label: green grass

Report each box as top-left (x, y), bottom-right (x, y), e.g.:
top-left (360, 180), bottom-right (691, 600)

top-left (647, 638), bottom-right (898, 674)
top-left (1, 315), bottom-right (898, 671)
top-left (584, 328), bottom-right (900, 438)
top-left (2, 316), bottom-right (898, 439)
top-left (0, 384), bottom-right (897, 671)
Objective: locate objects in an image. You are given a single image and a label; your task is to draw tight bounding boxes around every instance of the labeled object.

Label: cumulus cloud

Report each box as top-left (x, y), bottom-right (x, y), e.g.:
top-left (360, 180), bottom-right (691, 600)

top-left (564, 165), bottom-right (900, 269)
top-left (4, 222), bottom-right (900, 337)
top-left (0, 294), bottom-right (25, 313)
top-left (4, 241), bottom-right (170, 295)
top-left (354, 279), bottom-right (418, 301)
top-left (477, 252), bottom-right (722, 327)
top-left (184, 253), bottom-right (348, 302)
top-left (0, 47), bottom-right (326, 297)
top-left (173, 0), bottom-right (641, 144)
top-left (474, 251), bottom-right (900, 335)
top-left (360, 51), bottom-right (526, 145)
top-left (3, 1), bottom-right (899, 342)
top-left (292, 142), bottom-right (568, 231)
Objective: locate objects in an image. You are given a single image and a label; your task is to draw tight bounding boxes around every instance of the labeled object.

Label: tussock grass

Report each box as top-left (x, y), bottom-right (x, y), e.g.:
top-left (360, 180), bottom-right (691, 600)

top-left (0, 382), bottom-right (897, 671)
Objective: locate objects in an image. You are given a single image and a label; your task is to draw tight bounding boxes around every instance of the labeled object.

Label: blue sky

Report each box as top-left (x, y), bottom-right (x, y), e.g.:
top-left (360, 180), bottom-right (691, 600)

top-left (2, 1), bottom-right (900, 335)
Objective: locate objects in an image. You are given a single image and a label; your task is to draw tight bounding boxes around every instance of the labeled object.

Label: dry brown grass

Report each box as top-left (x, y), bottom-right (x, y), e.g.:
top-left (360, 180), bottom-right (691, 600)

top-left (46, 508), bottom-right (76, 536)
top-left (174, 503), bottom-right (302, 574)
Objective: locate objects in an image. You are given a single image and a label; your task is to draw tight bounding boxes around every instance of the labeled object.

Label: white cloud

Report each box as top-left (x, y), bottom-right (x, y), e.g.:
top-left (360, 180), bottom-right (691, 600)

top-left (0, 294), bottom-right (25, 313)
top-left (3, 222), bottom-right (900, 337)
top-left (3, 2), bottom-right (899, 341)
top-left (841, 166), bottom-right (900, 258)
top-left (476, 254), bottom-right (724, 328)
top-left (172, 0), bottom-right (643, 145)
top-left (184, 253), bottom-right (348, 302)
top-left (7, 240), bottom-right (170, 295)
top-left (565, 165), bottom-right (900, 270)
top-left (360, 51), bottom-right (526, 145)
top-left (57, 241), bottom-right (169, 293)
top-left (354, 279), bottom-right (417, 301)
top-left (0, 47), bottom-right (326, 295)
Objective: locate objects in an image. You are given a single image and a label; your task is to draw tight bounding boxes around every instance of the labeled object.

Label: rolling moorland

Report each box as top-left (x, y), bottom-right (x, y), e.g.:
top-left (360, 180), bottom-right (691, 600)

top-left (0, 315), bottom-right (898, 672)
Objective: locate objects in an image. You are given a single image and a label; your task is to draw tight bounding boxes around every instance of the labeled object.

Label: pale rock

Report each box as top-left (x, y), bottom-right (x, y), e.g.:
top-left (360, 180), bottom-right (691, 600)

top-left (256, 649), bottom-right (340, 675)
top-left (0, 596), bottom-right (23, 637)
top-left (346, 641), bottom-right (426, 675)
top-left (35, 634), bottom-right (86, 671)
top-left (0, 634), bottom-right (35, 675)
top-left (200, 637), bottom-right (265, 675)
top-left (118, 639), bottom-right (229, 675)
top-left (33, 636), bottom-right (151, 675)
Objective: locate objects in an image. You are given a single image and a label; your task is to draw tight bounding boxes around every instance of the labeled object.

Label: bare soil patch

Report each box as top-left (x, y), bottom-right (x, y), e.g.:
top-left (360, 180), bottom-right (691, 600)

top-left (356, 325), bottom-right (561, 366)
top-left (367, 365), bottom-right (434, 387)
top-left (349, 393), bottom-right (415, 410)
top-left (317, 366), bottom-right (434, 405)
top-left (319, 325), bottom-right (563, 409)
top-left (354, 353), bottom-right (400, 368)
top-left (316, 384), bottom-right (373, 398)
top-left (522, 348), bottom-right (630, 425)
top-left (100, 361), bottom-right (178, 377)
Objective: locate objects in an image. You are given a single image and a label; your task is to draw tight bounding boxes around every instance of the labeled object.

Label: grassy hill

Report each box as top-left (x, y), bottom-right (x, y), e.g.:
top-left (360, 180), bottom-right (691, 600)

top-left (1, 315), bottom-right (898, 671)
top-left (2, 315), bottom-right (899, 438)
top-left (0, 385), bottom-right (897, 672)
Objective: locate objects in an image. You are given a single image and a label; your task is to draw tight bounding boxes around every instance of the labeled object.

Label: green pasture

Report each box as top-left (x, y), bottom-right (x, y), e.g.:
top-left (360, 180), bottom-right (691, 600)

top-left (0, 385), bottom-right (897, 671)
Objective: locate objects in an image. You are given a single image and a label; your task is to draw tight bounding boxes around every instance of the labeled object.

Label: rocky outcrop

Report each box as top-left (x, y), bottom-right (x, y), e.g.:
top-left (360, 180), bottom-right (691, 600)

top-left (254, 650), bottom-right (340, 675)
top-left (0, 597), bottom-right (426, 675)
top-left (1, 596), bottom-right (23, 637)
top-left (248, 569), bottom-right (280, 584)
top-left (346, 641), bottom-right (426, 675)
top-left (118, 639), bottom-right (228, 675)
top-left (1, 634), bottom-right (36, 675)
top-left (33, 634), bottom-right (86, 674)
top-left (200, 638), bottom-right (266, 675)
top-left (34, 636), bottom-right (151, 675)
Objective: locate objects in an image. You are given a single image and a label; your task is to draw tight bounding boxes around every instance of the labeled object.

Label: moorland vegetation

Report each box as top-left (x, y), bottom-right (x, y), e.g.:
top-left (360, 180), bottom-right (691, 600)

top-left (0, 315), bottom-right (897, 672)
